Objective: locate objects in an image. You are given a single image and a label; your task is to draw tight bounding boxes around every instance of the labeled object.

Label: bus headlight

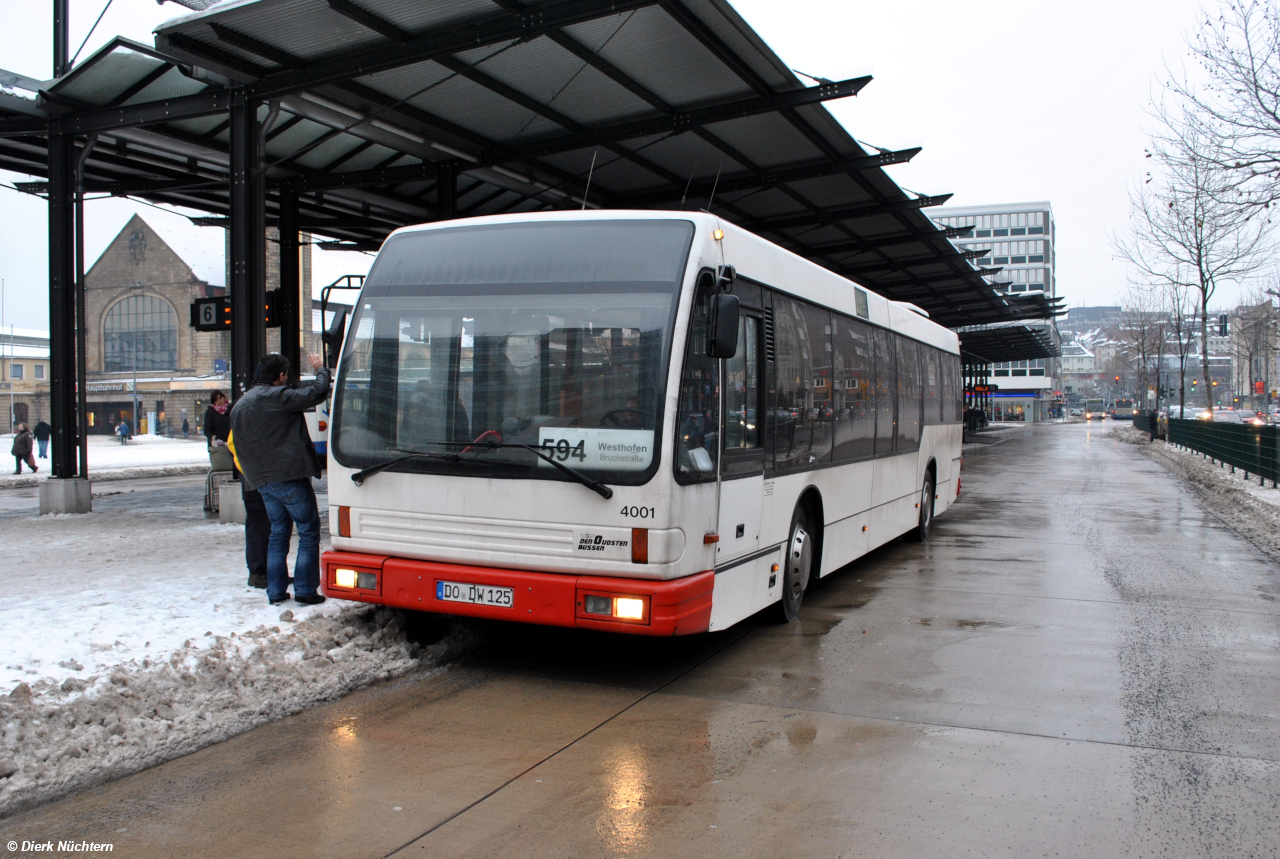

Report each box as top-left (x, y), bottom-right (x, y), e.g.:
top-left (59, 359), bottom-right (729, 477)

top-left (614, 597), bottom-right (646, 620)
top-left (333, 568), bottom-right (377, 589)
top-left (580, 592), bottom-right (650, 623)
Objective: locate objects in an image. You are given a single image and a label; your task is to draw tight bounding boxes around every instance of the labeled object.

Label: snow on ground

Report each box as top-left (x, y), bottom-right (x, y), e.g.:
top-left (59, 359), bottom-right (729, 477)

top-left (1108, 425), bottom-right (1280, 562)
top-left (0, 434), bottom-right (211, 489)
top-left (0, 496), bottom-right (453, 818)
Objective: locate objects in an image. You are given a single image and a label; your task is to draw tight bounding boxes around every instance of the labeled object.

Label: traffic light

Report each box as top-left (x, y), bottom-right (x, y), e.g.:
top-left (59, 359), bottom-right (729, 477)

top-left (190, 297), bottom-right (231, 332)
top-left (1114, 375), bottom-right (1120, 382)
top-left (264, 289), bottom-right (281, 329)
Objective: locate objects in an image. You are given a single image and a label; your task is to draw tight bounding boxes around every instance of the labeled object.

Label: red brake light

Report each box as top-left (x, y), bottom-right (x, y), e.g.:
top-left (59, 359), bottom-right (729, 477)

top-left (631, 528), bottom-right (648, 564)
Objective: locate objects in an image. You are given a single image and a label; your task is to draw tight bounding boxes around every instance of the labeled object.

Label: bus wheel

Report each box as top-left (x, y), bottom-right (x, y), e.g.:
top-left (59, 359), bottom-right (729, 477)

top-left (908, 473), bottom-right (935, 543)
top-left (774, 509), bottom-right (814, 622)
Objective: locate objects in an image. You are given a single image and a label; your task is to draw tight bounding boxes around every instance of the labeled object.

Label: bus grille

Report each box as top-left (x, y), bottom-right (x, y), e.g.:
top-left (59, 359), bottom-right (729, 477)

top-left (352, 509), bottom-right (579, 557)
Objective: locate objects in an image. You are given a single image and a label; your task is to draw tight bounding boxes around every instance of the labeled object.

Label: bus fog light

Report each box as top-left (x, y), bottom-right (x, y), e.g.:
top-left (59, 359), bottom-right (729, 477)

top-left (335, 568), bottom-right (358, 588)
top-left (356, 572), bottom-right (377, 589)
top-left (614, 597), bottom-right (646, 620)
top-left (584, 595), bottom-right (611, 615)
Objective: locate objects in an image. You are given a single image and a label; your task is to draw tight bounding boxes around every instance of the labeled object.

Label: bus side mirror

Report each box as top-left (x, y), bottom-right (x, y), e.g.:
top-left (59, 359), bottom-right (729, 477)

top-left (323, 307), bottom-right (349, 369)
top-left (706, 293), bottom-right (740, 359)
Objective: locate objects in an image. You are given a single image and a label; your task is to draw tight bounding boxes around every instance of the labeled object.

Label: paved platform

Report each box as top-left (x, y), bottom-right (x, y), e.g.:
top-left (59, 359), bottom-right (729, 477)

top-left (2, 422), bottom-right (1277, 858)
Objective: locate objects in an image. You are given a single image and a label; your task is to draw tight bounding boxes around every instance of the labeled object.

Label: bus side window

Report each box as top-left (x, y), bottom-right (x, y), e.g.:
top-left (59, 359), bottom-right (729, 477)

top-left (873, 328), bottom-right (895, 456)
top-left (832, 314), bottom-right (875, 461)
top-left (896, 337), bottom-right (922, 450)
top-left (923, 347), bottom-right (942, 426)
top-left (675, 278), bottom-right (720, 482)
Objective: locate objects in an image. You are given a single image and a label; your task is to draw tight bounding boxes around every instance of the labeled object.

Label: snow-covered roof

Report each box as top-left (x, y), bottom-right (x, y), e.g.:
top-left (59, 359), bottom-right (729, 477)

top-left (1, 345), bottom-right (48, 359)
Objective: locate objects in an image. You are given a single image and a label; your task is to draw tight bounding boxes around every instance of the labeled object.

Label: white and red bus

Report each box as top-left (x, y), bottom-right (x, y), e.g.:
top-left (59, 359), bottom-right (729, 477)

top-left (320, 212), bottom-right (963, 635)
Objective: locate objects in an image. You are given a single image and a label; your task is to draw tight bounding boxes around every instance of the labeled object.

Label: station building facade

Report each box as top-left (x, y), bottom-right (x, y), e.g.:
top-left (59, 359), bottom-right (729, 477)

top-left (932, 201), bottom-right (1062, 421)
top-left (10, 213), bottom-right (314, 436)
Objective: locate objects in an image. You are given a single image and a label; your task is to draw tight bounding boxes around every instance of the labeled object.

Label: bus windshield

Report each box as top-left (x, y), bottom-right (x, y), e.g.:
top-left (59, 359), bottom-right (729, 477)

top-left (330, 220), bottom-right (694, 485)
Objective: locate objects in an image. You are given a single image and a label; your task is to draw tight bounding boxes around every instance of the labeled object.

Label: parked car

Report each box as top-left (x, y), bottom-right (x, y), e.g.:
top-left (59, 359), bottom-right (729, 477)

top-left (1069, 408), bottom-right (1083, 417)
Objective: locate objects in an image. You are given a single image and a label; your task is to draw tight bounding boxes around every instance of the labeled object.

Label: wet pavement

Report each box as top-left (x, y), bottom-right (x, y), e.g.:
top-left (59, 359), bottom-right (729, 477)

top-left (3, 421), bottom-right (1278, 858)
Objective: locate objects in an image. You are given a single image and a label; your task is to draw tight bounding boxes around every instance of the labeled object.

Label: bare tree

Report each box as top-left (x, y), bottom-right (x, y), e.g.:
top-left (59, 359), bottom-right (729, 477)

top-left (1115, 130), bottom-right (1271, 417)
top-left (1114, 285), bottom-right (1166, 406)
top-left (1160, 1), bottom-right (1280, 208)
top-left (1163, 274), bottom-right (1200, 414)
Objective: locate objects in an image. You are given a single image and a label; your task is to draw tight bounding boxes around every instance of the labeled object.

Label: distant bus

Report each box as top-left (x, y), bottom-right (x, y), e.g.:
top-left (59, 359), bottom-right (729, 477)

top-left (1113, 398), bottom-right (1134, 420)
top-left (1085, 398), bottom-right (1105, 420)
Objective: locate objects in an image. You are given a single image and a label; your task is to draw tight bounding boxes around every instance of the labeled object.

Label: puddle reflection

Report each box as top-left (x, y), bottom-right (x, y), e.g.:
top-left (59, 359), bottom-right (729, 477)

top-left (597, 746), bottom-right (652, 853)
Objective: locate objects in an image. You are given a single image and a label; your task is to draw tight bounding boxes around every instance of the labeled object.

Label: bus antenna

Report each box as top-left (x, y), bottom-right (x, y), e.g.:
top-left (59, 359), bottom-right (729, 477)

top-left (704, 165), bottom-right (722, 212)
top-left (681, 168), bottom-right (696, 207)
top-left (581, 150), bottom-right (597, 210)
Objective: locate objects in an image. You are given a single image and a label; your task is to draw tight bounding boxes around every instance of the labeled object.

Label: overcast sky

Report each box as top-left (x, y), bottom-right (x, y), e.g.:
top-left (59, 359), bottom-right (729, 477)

top-left (0, 0), bottom-right (1233, 332)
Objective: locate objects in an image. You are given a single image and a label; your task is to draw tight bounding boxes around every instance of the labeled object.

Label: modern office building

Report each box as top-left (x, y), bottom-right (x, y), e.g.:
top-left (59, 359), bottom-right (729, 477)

top-left (931, 201), bottom-right (1061, 421)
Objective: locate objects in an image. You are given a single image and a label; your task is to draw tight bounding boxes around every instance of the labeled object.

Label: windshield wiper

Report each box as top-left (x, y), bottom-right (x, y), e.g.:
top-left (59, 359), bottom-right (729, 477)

top-left (367, 437), bottom-right (614, 499)
top-left (351, 448), bottom-right (507, 486)
top-left (493, 440), bottom-right (614, 499)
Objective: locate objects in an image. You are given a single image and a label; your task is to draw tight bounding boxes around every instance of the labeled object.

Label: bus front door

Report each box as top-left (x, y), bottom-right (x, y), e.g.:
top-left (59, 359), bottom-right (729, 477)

top-left (717, 313), bottom-right (764, 563)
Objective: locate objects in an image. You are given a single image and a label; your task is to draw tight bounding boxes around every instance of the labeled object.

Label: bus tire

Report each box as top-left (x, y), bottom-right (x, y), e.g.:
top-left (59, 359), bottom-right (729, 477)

top-left (908, 473), bottom-right (935, 543)
top-left (774, 508), bottom-right (814, 623)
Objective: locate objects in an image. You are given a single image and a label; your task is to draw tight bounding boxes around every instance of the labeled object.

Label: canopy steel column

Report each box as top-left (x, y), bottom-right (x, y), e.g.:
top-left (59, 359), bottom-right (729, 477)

top-left (75, 135), bottom-right (96, 480)
top-left (437, 162), bottom-right (456, 220)
top-left (47, 130), bottom-right (78, 478)
top-left (278, 183), bottom-right (301, 385)
top-left (229, 91), bottom-right (266, 399)
top-left (53, 0), bottom-right (70, 78)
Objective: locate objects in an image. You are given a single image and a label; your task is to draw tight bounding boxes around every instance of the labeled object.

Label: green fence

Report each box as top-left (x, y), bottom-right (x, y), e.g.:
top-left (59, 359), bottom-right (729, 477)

top-left (1166, 418), bottom-right (1280, 487)
top-left (1134, 411), bottom-right (1156, 435)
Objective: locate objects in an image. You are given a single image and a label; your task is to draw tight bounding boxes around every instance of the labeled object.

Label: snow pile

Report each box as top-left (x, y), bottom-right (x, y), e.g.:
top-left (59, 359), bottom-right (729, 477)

top-left (0, 435), bottom-right (210, 489)
top-left (1106, 425), bottom-right (1152, 445)
top-left (1, 518), bottom-right (315, 690)
top-left (0, 606), bottom-right (451, 818)
top-left (0, 495), bottom-right (460, 817)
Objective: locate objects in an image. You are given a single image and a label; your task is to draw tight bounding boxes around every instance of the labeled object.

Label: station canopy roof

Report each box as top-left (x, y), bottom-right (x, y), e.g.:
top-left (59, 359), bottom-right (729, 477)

top-left (956, 322), bottom-right (1060, 366)
top-left (0, 0), bottom-right (1060, 330)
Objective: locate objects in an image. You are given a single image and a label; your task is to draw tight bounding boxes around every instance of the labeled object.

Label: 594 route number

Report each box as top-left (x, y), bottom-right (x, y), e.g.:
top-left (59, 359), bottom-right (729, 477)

top-left (541, 438), bottom-right (586, 462)
top-left (540, 437), bottom-right (586, 463)
top-left (620, 506), bottom-right (655, 519)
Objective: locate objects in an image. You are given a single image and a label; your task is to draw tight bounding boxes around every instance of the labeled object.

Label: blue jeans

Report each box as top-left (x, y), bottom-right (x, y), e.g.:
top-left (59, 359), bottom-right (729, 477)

top-left (37, 439), bottom-right (48, 458)
top-left (257, 478), bottom-right (321, 601)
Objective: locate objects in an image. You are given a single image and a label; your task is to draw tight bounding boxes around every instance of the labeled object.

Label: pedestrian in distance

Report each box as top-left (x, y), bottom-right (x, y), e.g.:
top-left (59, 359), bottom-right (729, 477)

top-left (33, 420), bottom-right (51, 459)
top-left (229, 353), bottom-right (330, 606)
top-left (204, 390), bottom-right (234, 472)
top-left (115, 419), bottom-right (130, 445)
top-left (11, 423), bottom-right (37, 474)
top-left (181, 417), bottom-right (190, 439)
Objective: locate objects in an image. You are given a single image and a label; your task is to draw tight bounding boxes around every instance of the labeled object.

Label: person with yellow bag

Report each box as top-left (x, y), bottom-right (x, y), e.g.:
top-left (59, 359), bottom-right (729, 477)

top-left (229, 353), bottom-right (330, 605)
top-left (227, 428), bottom-right (291, 590)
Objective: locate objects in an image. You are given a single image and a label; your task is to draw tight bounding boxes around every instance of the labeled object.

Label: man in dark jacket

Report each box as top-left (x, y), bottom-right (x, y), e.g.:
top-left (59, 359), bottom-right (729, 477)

top-left (229, 353), bottom-right (330, 605)
top-left (33, 420), bottom-right (51, 459)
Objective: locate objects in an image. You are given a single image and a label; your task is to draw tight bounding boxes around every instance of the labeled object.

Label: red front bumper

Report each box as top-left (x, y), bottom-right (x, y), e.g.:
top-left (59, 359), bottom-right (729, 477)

top-left (321, 551), bottom-right (714, 636)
